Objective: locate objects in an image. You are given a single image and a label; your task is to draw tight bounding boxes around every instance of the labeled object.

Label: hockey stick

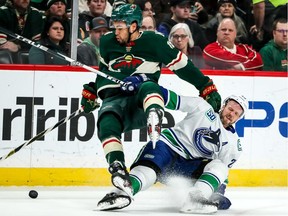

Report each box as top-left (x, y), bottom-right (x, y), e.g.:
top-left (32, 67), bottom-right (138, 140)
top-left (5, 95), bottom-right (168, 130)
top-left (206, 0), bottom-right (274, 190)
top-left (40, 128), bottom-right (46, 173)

top-left (0, 26), bottom-right (127, 87)
top-left (0, 108), bottom-right (83, 162)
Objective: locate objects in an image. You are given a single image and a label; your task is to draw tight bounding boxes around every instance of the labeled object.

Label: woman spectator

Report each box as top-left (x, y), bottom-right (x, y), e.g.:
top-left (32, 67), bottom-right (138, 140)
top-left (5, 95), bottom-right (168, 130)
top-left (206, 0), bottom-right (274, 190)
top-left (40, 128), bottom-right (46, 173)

top-left (45, 0), bottom-right (73, 46)
top-left (29, 16), bottom-right (68, 65)
top-left (205, 0), bottom-right (248, 44)
top-left (157, 0), bottom-right (209, 50)
top-left (169, 23), bottom-right (205, 69)
top-left (134, 0), bottom-right (155, 17)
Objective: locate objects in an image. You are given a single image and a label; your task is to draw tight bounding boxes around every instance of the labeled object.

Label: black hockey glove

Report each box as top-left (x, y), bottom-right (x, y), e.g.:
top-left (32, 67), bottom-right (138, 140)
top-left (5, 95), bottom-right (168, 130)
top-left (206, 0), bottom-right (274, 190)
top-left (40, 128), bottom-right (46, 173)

top-left (81, 82), bottom-right (100, 113)
top-left (121, 74), bottom-right (149, 94)
top-left (199, 79), bottom-right (221, 112)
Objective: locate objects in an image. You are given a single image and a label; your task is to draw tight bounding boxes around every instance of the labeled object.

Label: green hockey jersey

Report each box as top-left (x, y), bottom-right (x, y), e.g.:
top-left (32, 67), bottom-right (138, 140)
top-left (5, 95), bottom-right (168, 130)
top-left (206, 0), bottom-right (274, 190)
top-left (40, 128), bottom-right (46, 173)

top-left (97, 30), bottom-right (209, 99)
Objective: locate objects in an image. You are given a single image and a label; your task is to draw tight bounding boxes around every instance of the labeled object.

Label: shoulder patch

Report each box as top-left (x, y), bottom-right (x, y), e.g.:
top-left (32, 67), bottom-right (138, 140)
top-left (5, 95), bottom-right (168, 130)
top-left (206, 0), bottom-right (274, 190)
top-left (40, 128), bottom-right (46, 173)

top-left (205, 108), bottom-right (216, 121)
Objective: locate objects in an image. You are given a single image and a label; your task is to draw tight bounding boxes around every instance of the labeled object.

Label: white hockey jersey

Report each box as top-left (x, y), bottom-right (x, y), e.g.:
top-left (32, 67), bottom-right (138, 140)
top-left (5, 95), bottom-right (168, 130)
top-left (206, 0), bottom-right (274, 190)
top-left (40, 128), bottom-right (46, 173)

top-left (161, 95), bottom-right (242, 168)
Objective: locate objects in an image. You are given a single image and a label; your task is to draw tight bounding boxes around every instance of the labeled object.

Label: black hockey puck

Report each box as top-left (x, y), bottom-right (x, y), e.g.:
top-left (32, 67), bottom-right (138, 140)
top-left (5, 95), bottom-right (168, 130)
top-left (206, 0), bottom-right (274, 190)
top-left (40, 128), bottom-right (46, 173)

top-left (29, 190), bottom-right (38, 199)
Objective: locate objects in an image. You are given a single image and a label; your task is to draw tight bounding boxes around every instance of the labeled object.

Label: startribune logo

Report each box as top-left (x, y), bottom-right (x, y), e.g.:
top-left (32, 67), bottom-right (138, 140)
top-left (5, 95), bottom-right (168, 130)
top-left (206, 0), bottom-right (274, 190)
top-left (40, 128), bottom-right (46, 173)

top-left (1, 97), bottom-right (176, 142)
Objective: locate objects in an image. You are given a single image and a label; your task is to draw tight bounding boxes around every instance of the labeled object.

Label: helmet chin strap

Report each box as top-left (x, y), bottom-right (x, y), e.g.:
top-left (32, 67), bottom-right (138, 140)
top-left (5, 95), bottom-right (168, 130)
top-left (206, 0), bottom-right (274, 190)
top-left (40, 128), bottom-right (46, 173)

top-left (127, 24), bottom-right (137, 44)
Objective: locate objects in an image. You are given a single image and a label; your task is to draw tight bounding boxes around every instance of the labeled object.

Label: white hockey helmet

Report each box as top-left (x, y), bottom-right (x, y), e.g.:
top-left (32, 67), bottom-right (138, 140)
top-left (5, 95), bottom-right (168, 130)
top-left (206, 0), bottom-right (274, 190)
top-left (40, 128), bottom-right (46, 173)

top-left (223, 95), bottom-right (248, 118)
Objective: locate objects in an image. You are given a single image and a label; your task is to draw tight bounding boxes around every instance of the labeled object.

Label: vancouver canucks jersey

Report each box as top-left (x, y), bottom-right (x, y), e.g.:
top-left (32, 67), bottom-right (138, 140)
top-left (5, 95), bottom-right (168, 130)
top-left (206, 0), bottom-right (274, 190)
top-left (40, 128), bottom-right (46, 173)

top-left (162, 93), bottom-right (242, 168)
top-left (97, 30), bottom-right (209, 99)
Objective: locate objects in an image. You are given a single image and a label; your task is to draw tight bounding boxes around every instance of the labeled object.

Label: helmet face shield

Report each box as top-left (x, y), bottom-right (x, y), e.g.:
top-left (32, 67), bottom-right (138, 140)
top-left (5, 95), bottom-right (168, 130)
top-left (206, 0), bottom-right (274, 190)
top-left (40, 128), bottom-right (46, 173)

top-left (111, 4), bottom-right (143, 28)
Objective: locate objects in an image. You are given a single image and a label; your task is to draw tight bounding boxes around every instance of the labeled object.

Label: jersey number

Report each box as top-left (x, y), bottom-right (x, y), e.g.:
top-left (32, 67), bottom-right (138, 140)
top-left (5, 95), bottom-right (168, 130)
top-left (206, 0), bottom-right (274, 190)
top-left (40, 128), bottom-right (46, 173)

top-left (228, 159), bottom-right (236, 168)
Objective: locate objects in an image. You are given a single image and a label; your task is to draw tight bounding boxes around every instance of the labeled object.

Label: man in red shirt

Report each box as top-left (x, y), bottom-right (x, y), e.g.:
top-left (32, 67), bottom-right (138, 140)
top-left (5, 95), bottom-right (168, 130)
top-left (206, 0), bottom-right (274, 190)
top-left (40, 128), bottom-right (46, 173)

top-left (203, 18), bottom-right (263, 71)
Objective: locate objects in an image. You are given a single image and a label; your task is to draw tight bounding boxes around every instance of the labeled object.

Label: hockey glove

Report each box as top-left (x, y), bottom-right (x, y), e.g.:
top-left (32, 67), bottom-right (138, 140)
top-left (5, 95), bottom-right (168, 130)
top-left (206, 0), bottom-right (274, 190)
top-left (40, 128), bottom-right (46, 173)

top-left (121, 74), bottom-right (149, 94)
top-left (81, 82), bottom-right (100, 113)
top-left (199, 79), bottom-right (221, 112)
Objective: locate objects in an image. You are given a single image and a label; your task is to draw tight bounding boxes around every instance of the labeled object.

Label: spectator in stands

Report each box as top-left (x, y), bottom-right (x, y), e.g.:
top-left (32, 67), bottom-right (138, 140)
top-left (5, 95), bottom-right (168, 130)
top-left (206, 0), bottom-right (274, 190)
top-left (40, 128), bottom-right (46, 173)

top-left (78, 0), bottom-right (109, 41)
top-left (169, 23), bottom-right (205, 69)
top-left (189, 1), bottom-right (209, 25)
top-left (77, 16), bottom-right (108, 66)
top-left (140, 15), bottom-right (156, 31)
top-left (46, 0), bottom-right (67, 18)
top-left (250, 0), bottom-right (287, 50)
top-left (152, 0), bottom-right (170, 27)
top-left (250, 0), bottom-right (287, 40)
top-left (157, 0), bottom-right (209, 50)
top-left (205, 0), bottom-right (248, 44)
top-left (0, 0), bottom-right (44, 53)
top-left (203, 18), bottom-right (263, 70)
top-left (31, 0), bottom-right (71, 12)
top-left (259, 18), bottom-right (288, 72)
top-left (29, 16), bottom-right (68, 65)
top-left (134, 0), bottom-right (155, 17)
top-left (45, 0), bottom-right (73, 47)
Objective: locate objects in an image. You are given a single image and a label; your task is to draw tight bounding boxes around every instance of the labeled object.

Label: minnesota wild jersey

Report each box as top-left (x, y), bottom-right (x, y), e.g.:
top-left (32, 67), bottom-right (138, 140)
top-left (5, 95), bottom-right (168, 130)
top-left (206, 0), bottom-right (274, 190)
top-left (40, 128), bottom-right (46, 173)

top-left (97, 30), bottom-right (209, 99)
top-left (162, 93), bottom-right (242, 168)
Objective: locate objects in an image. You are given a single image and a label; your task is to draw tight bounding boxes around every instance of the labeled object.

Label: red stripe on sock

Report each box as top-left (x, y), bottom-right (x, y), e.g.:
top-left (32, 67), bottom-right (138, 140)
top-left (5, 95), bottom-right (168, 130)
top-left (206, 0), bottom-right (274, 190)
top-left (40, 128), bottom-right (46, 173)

top-left (102, 138), bottom-right (121, 148)
top-left (144, 94), bottom-right (164, 104)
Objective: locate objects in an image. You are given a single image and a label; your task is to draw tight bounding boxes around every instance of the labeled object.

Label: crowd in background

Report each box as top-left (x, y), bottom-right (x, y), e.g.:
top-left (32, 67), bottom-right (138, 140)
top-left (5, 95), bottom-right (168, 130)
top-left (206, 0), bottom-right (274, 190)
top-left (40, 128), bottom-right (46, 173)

top-left (0, 0), bottom-right (287, 71)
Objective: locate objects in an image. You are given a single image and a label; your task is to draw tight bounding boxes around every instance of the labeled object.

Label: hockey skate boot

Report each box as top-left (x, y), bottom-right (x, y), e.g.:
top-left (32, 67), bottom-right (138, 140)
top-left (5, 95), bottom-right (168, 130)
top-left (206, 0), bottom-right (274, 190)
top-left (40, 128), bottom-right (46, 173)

top-left (97, 190), bottom-right (131, 211)
top-left (147, 108), bottom-right (164, 149)
top-left (180, 189), bottom-right (218, 214)
top-left (210, 192), bottom-right (232, 210)
top-left (108, 160), bottom-right (133, 198)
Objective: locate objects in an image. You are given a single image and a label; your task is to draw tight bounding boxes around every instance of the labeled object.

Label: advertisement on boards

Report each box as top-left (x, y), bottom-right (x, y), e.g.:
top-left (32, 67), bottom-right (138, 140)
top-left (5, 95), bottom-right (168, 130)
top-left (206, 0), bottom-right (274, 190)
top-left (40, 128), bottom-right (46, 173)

top-left (0, 68), bottom-right (287, 172)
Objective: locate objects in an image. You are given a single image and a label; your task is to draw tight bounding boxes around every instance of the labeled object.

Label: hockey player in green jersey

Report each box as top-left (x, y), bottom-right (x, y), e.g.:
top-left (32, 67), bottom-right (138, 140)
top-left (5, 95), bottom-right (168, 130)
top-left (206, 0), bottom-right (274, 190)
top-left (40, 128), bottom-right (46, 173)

top-left (81, 3), bottom-right (221, 199)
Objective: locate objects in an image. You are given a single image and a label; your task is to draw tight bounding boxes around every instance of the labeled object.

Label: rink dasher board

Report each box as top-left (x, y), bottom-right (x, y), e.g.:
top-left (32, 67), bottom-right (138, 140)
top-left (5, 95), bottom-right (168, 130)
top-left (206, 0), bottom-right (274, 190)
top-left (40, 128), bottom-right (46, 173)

top-left (0, 66), bottom-right (287, 186)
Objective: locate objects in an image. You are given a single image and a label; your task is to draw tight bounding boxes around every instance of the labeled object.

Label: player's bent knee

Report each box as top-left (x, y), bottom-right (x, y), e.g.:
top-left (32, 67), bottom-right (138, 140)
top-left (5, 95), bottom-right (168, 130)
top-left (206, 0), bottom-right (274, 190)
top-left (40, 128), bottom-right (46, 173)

top-left (130, 165), bottom-right (157, 191)
top-left (204, 159), bottom-right (228, 184)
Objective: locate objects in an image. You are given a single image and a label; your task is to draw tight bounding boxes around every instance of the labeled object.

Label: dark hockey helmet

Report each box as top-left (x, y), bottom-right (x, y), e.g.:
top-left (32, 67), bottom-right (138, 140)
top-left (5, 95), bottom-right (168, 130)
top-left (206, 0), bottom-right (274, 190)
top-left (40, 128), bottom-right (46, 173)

top-left (110, 4), bottom-right (143, 27)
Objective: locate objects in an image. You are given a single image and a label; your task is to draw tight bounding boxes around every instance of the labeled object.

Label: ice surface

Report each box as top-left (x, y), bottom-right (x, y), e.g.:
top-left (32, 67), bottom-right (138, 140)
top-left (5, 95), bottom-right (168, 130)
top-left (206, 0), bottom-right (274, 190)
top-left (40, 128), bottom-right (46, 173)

top-left (0, 186), bottom-right (287, 216)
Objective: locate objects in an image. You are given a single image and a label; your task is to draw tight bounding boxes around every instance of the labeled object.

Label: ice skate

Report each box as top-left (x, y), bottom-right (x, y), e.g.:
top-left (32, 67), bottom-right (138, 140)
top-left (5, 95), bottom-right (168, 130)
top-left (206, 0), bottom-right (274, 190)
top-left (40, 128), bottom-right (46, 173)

top-left (97, 190), bottom-right (131, 211)
top-left (210, 192), bottom-right (232, 210)
top-left (180, 189), bottom-right (218, 214)
top-left (147, 108), bottom-right (164, 149)
top-left (108, 160), bottom-right (134, 198)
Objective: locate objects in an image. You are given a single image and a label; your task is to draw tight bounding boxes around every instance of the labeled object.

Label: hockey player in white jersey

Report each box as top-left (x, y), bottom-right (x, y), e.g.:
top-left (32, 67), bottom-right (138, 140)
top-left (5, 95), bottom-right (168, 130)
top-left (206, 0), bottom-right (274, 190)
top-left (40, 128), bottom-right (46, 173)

top-left (97, 86), bottom-right (248, 214)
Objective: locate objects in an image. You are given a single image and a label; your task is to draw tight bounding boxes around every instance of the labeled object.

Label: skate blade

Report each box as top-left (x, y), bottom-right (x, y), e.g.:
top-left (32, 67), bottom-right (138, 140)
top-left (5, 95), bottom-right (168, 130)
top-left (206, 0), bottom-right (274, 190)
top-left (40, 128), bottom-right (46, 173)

top-left (96, 197), bottom-right (130, 211)
top-left (112, 176), bottom-right (134, 200)
top-left (148, 112), bottom-right (159, 149)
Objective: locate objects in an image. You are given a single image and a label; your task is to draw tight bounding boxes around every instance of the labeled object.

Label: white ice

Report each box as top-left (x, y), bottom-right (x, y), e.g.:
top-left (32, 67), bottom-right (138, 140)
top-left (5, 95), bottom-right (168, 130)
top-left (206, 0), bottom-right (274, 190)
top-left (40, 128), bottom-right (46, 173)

top-left (0, 186), bottom-right (287, 216)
